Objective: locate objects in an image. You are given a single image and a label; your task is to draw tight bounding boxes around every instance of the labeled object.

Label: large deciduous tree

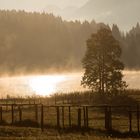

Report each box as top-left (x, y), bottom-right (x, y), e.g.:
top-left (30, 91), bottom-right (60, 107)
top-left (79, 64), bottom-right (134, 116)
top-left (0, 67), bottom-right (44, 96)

top-left (81, 28), bottom-right (127, 94)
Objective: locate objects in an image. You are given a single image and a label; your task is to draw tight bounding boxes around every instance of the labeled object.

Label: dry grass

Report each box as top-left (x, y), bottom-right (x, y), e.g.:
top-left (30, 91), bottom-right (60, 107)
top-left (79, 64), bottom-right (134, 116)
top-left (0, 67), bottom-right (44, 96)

top-left (0, 90), bottom-right (140, 139)
top-left (0, 126), bottom-right (139, 140)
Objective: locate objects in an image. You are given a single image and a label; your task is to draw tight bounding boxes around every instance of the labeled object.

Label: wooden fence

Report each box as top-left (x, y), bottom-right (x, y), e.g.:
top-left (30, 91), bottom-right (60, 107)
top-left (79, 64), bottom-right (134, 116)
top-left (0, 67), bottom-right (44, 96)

top-left (0, 104), bottom-right (139, 133)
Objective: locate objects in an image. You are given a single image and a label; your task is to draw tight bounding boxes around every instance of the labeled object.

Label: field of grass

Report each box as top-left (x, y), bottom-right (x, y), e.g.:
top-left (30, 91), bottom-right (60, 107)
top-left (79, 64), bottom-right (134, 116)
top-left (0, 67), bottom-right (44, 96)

top-left (0, 90), bottom-right (140, 139)
top-left (0, 126), bottom-right (139, 140)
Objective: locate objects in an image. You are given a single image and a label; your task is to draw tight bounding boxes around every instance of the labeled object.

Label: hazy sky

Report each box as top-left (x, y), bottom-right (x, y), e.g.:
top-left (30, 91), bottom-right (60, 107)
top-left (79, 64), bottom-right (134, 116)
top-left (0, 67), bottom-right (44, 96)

top-left (0, 0), bottom-right (88, 10)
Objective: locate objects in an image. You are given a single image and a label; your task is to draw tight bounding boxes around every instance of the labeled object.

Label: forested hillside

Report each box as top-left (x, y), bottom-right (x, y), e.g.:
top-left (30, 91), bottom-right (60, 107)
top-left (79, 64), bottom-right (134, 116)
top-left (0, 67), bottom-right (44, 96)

top-left (112, 23), bottom-right (140, 69)
top-left (0, 10), bottom-right (139, 75)
top-left (0, 10), bottom-right (106, 74)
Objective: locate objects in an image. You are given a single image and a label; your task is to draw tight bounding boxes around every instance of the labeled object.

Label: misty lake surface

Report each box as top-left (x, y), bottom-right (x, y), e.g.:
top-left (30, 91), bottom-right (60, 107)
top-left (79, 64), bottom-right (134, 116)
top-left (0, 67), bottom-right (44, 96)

top-left (0, 71), bottom-right (139, 97)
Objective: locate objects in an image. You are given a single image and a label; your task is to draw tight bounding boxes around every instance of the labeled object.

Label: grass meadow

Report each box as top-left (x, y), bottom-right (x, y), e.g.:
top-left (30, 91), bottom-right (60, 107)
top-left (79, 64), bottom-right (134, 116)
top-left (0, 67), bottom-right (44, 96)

top-left (0, 90), bottom-right (140, 139)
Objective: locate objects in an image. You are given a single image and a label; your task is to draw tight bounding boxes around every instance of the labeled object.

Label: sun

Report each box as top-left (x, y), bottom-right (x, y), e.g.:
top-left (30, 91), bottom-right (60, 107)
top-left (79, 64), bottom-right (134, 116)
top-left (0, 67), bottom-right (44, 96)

top-left (28, 75), bottom-right (65, 96)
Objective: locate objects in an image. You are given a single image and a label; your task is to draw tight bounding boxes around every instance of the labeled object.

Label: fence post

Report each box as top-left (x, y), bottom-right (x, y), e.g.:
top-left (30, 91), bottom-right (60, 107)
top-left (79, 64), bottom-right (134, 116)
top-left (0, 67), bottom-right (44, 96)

top-left (105, 106), bottom-right (107, 130)
top-left (68, 106), bottom-right (71, 127)
top-left (83, 106), bottom-right (86, 128)
top-left (6, 100), bottom-right (8, 111)
top-left (35, 104), bottom-right (38, 122)
top-left (41, 105), bottom-right (44, 131)
top-left (108, 106), bottom-right (112, 131)
top-left (11, 104), bottom-right (14, 125)
top-left (105, 106), bottom-right (112, 131)
top-left (62, 95), bottom-right (64, 104)
top-left (137, 104), bottom-right (139, 133)
top-left (86, 106), bottom-right (89, 128)
top-left (56, 106), bottom-right (60, 128)
top-left (0, 106), bottom-right (2, 123)
top-left (78, 108), bottom-right (81, 128)
top-left (62, 106), bottom-right (64, 128)
top-left (129, 107), bottom-right (132, 132)
top-left (18, 106), bottom-right (22, 122)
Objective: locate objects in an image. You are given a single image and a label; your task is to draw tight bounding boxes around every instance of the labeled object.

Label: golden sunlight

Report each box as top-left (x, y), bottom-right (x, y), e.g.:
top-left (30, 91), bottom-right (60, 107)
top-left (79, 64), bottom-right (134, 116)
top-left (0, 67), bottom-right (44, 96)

top-left (29, 75), bottom-right (66, 96)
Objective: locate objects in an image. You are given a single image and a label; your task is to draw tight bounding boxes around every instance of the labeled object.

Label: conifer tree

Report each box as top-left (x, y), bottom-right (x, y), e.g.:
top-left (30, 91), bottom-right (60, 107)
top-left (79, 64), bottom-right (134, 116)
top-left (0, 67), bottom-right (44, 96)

top-left (81, 28), bottom-right (127, 94)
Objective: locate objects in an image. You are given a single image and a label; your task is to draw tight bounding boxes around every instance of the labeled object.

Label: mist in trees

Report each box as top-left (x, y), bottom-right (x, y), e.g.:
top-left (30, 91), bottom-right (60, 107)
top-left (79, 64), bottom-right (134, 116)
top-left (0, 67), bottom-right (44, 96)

top-left (0, 10), bottom-right (139, 75)
top-left (0, 10), bottom-right (105, 75)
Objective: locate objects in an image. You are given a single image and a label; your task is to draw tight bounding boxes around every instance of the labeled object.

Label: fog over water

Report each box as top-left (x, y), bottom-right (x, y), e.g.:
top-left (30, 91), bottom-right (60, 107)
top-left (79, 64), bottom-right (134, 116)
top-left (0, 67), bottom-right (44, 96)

top-left (0, 71), bottom-right (139, 98)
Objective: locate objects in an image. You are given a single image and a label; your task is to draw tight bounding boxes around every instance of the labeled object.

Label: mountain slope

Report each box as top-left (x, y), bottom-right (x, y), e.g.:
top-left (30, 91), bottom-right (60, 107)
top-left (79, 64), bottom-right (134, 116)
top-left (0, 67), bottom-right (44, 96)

top-left (75, 0), bottom-right (140, 30)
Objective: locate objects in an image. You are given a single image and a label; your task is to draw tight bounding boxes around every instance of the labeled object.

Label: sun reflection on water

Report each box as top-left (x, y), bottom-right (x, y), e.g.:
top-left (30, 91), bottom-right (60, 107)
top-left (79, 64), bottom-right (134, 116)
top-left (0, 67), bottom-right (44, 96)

top-left (29, 75), bottom-right (66, 96)
top-left (0, 71), bottom-right (139, 98)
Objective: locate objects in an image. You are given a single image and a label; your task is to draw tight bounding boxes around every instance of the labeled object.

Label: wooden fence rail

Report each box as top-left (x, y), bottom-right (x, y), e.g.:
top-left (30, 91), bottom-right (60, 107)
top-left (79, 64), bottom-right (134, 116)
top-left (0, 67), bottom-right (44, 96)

top-left (0, 104), bottom-right (139, 133)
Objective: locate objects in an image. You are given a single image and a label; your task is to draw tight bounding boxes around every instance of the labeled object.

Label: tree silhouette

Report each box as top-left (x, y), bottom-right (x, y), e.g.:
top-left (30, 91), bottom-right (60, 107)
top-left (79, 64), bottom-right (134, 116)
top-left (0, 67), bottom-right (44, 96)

top-left (81, 28), bottom-right (127, 94)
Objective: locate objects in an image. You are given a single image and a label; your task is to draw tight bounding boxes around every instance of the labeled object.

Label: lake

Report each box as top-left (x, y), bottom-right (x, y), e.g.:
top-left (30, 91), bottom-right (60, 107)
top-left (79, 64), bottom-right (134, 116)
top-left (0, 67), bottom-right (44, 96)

top-left (0, 71), bottom-right (139, 98)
